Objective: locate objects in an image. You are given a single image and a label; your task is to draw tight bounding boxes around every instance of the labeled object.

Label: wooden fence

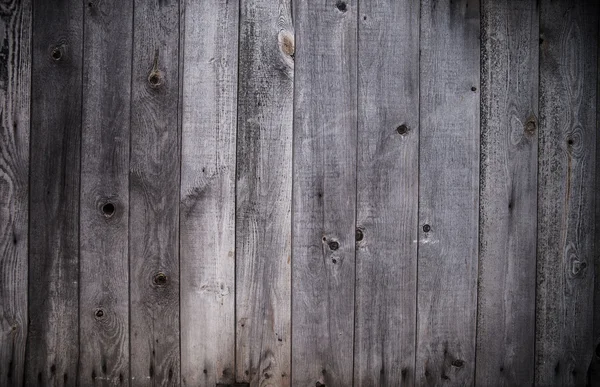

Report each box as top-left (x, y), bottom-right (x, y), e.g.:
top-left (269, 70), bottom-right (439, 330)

top-left (0, 0), bottom-right (599, 386)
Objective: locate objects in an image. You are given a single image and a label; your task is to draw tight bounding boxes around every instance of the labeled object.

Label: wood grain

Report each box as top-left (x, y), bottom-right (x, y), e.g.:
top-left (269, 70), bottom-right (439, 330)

top-left (235, 0), bottom-right (293, 385)
top-left (416, 0), bottom-right (480, 385)
top-left (26, 0), bottom-right (80, 385)
top-left (129, 0), bottom-right (180, 385)
top-left (0, 0), bottom-right (30, 385)
top-left (536, 1), bottom-right (598, 385)
top-left (291, 1), bottom-right (357, 386)
top-left (354, 0), bottom-right (419, 385)
top-left (476, 0), bottom-right (539, 385)
top-left (79, 0), bottom-right (133, 384)
top-left (179, 0), bottom-right (239, 385)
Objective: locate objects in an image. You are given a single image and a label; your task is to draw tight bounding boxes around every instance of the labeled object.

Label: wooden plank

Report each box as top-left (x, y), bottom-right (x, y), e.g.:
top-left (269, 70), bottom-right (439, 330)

top-left (179, 0), bottom-right (239, 385)
top-left (78, 0), bottom-right (133, 384)
top-left (591, 28), bottom-right (600, 385)
top-left (535, 1), bottom-right (598, 385)
top-left (235, 0), bottom-right (293, 385)
top-left (26, 0), bottom-right (81, 385)
top-left (476, 0), bottom-right (538, 385)
top-left (129, 0), bottom-right (180, 385)
top-left (0, 0), bottom-right (31, 385)
top-left (291, 0), bottom-right (357, 385)
top-left (354, 0), bottom-right (419, 385)
top-left (416, 0), bottom-right (480, 385)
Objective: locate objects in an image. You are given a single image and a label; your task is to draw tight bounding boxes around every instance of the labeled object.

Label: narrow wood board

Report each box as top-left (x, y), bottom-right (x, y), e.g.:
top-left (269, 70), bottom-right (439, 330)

top-left (129, 0), bottom-right (180, 385)
top-left (179, 0), bottom-right (239, 385)
top-left (79, 0), bottom-right (133, 384)
top-left (235, 0), bottom-right (294, 385)
top-left (417, 0), bottom-right (480, 385)
top-left (354, 0), bottom-right (419, 385)
top-left (0, 0), bottom-right (31, 385)
top-left (476, 0), bottom-right (539, 385)
top-left (26, 0), bottom-right (80, 385)
top-left (536, 1), bottom-right (598, 385)
top-left (291, 0), bottom-right (357, 385)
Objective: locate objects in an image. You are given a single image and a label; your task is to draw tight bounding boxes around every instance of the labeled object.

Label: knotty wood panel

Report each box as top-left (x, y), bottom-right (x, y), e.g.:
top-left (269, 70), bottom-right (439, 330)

top-left (476, 0), bottom-right (539, 385)
top-left (354, 0), bottom-right (419, 385)
top-left (0, 1), bottom-right (30, 385)
top-left (417, 0), bottom-right (480, 385)
top-left (536, 1), bottom-right (598, 385)
top-left (27, 0), bottom-right (80, 385)
top-left (291, 0), bottom-right (357, 386)
top-left (235, 0), bottom-right (294, 385)
top-left (179, 0), bottom-right (239, 385)
top-left (79, 0), bottom-right (133, 384)
top-left (130, 0), bottom-right (180, 385)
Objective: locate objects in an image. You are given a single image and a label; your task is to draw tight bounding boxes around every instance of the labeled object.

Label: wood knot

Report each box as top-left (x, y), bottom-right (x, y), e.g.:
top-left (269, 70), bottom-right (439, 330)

top-left (335, 0), bottom-right (347, 12)
top-left (355, 228), bottom-right (364, 241)
top-left (451, 359), bottom-right (464, 368)
top-left (423, 224), bottom-right (431, 232)
top-left (51, 47), bottom-right (63, 61)
top-left (101, 202), bottom-right (116, 218)
top-left (279, 30), bottom-right (295, 58)
top-left (396, 124), bottom-right (409, 135)
top-left (148, 72), bottom-right (163, 88)
top-left (524, 116), bottom-right (537, 136)
top-left (94, 309), bottom-right (105, 320)
top-left (328, 240), bottom-right (339, 251)
top-left (153, 272), bottom-right (168, 286)
top-left (471, 86), bottom-right (477, 92)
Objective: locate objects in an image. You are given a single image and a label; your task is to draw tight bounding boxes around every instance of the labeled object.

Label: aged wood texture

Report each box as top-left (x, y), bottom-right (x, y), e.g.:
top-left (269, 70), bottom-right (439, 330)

top-left (79, 0), bottom-right (133, 384)
top-left (0, 0), bottom-right (30, 385)
top-left (417, 0), bottom-right (480, 385)
top-left (354, 0), bottom-right (419, 385)
top-left (179, 0), bottom-right (239, 385)
top-left (291, 0), bottom-right (357, 386)
top-left (476, 0), bottom-right (539, 385)
top-left (235, 0), bottom-right (294, 385)
top-left (26, 0), bottom-right (80, 385)
top-left (536, 1), bottom-right (598, 386)
top-left (130, 0), bottom-right (180, 385)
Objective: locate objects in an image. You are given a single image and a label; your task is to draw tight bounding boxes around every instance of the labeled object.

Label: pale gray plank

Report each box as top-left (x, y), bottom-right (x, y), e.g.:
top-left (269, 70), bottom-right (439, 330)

top-left (291, 0), bottom-right (357, 385)
top-left (416, 0), bottom-right (480, 385)
top-left (129, 0), bottom-right (180, 385)
top-left (179, 0), bottom-right (239, 385)
top-left (79, 0), bottom-right (133, 384)
top-left (354, 0), bottom-right (419, 385)
top-left (476, 0), bottom-right (539, 385)
top-left (0, 0), bottom-right (31, 385)
top-left (26, 0), bottom-right (80, 385)
top-left (235, 0), bottom-right (293, 385)
top-left (535, 1), bottom-right (598, 385)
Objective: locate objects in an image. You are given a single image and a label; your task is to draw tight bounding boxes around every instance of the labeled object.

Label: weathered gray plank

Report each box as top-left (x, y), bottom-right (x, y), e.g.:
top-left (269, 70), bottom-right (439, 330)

top-left (79, 0), bottom-right (133, 384)
top-left (291, 0), bottom-right (357, 385)
top-left (130, 0), bottom-right (180, 385)
top-left (592, 27), bottom-right (600, 385)
top-left (536, 1), bottom-right (598, 385)
top-left (354, 0), bottom-right (419, 385)
top-left (476, 0), bottom-right (538, 385)
top-left (235, 0), bottom-right (293, 385)
top-left (0, 1), bottom-right (30, 385)
top-left (27, 0), bottom-right (80, 385)
top-left (416, 0), bottom-right (480, 385)
top-left (179, 0), bottom-right (239, 385)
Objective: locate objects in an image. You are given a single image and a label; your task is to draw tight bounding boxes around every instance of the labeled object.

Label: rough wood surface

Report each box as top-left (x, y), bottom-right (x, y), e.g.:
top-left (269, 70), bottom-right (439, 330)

top-left (536, 1), bottom-right (598, 385)
top-left (78, 0), bottom-right (133, 384)
top-left (26, 0), bottom-right (80, 385)
top-left (0, 1), bottom-right (30, 385)
top-left (416, 0), bottom-right (480, 385)
top-left (354, 0), bottom-right (419, 385)
top-left (129, 0), bottom-right (180, 385)
top-left (235, 0), bottom-right (294, 385)
top-left (179, 0), bottom-right (239, 385)
top-left (291, 1), bottom-right (357, 386)
top-left (476, 0), bottom-right (539, 385)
